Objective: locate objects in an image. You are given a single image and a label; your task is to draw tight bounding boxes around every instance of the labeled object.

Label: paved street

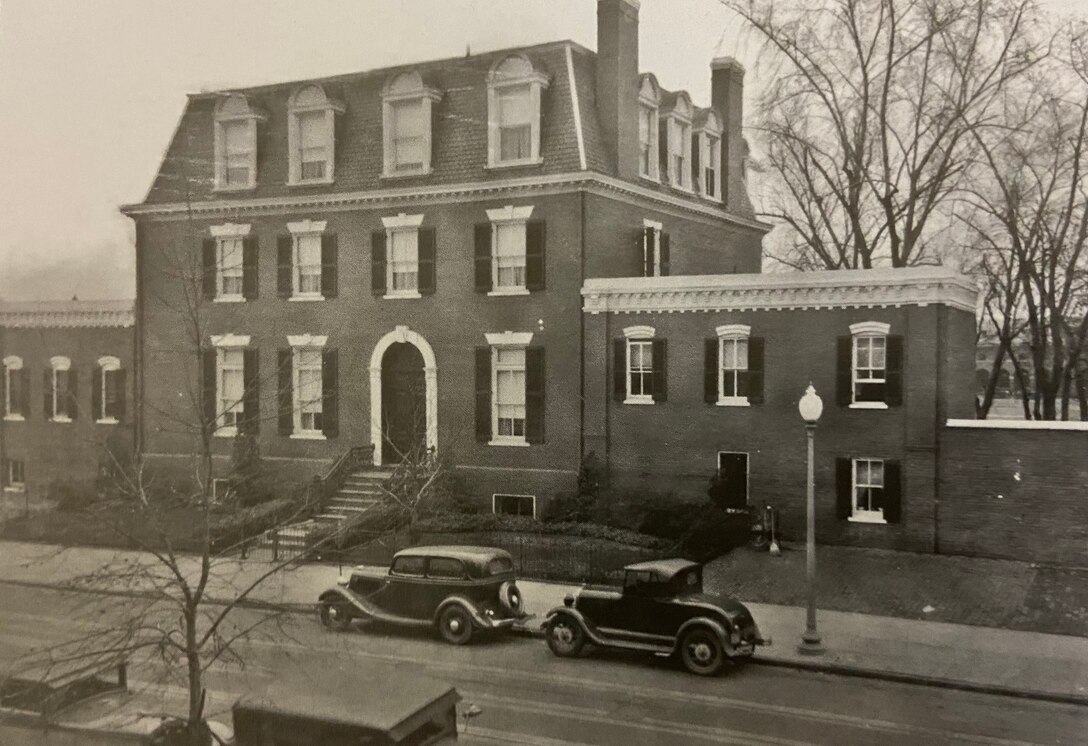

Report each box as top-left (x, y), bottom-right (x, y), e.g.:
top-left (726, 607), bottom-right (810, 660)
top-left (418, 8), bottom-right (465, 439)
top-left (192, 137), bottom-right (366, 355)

top-left (1, 584), bottom-right (1085, 745)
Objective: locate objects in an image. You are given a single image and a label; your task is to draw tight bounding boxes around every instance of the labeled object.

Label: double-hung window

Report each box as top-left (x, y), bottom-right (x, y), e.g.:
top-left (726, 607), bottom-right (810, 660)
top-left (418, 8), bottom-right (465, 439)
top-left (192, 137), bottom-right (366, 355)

top-left (205, 335), bottom-right (256, 437)
top-left (3, 459), bottom-right (25, 492)
top-left (218, 237), bottom-right (244, 299)
top-left (3, 356), bottom-right (27, 421)
top-left (206, 223), bottom-right (254, 302)
top-left (706, 326), bottom-right (764, 406)
top-left (218, 349), bottom-right (245, 431)
top-left (47, 356), bottom-right (74, 422)
top-left (641, 221), bottom-right (669, 277)
top-left (480, 205), bottom-right (542, 296)
top-left (379, 213), bottom-right (425, 298)
top-left (213, 95), bottom-right (263, 191)
top-left (279, 336), bottom-right (337, 440)
top-left (638, 75), bottom-right (660, 180)
top-left (663, 96), bottom-right (694, 191)
top-left (295, 348), bottom-right (324, 436)
top-left (495, 223), bottom-right (527, 290)
top-left (628, 340), bottom-right (654, 401)
top-left (487, 55), bottom-right (548, 168)
top-left (280, 220), bottom-right (336, 301)
top-left (839, 322), bottom-right (902, 408)
top-left (476, 332), bottom-right (545, 446)
top-left (616, 327), bottom-right (666, 405)
top-left (295, 234), bottom-right (322, 296)
top-left (94, 356), bottom-right (123, 424)
top-left (382, 72), bottom-right (441, 177)
top-left (695, 110), bottom-right (723, 200)
top-left (838, 456), bottom-right (900, 524)
top-left (721, 338), bottom-right (748, 398)
top-left (287, 85), bottom-right (343, 186)
top-left (855, 336), bottom-right (886, 400)
top-left (853, 458), bottom-right (885, 522)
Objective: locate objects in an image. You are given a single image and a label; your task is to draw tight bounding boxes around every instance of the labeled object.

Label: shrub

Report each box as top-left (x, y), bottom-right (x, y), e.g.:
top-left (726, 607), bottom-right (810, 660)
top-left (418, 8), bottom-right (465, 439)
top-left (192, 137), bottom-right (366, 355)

top-left (541, 452), bottom-right (605, 523)
top-left (307, 501), bottom-right (407, 550)
top-left (676, 504), bottom-right (751, 562)
top-left (230, 432), bottom-right (276, 506)
top-left (210, 497), bottom-right (305, 551)
top-left (413, 512), bottom-right (668, 549)
top-left (50, 480), bottom-right (93, 513)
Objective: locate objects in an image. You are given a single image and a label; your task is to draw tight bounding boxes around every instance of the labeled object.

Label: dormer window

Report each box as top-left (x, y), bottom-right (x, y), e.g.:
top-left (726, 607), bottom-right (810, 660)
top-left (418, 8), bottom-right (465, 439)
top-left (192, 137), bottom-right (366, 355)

top-left (662, 92), bottom-right (693, 191)
top-left (287, 85), bottom-right (344, 186)
top-left (638, 75), bottom-right (660, 181)
top-left (382, 71), bottom-right (441, 177)
top-left (214, 95), bottom-right (264, 191)
top-left (487, 55), bottom-right (549, 168)
top-left (694, 110), bottom-right (723, 201)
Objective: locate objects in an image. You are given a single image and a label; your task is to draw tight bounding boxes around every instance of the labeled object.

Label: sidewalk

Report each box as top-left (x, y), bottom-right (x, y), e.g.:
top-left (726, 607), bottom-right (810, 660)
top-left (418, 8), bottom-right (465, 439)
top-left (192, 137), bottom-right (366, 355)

top-left (1, 540), bottom-right (1086, 705)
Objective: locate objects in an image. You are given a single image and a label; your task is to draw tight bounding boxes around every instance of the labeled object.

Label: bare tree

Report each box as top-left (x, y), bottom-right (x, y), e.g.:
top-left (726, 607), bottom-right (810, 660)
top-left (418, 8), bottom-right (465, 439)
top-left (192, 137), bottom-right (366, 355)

top-left (726, 0), bottom-right (1046, 270)
top-left (962, 22), bottom-right (1088, 419)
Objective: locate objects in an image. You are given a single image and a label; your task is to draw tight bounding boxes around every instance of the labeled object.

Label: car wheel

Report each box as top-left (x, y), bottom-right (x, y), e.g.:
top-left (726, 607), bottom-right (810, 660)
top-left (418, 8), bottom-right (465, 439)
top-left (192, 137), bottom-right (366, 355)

top-left (679, 627), bottom-right (725, 676)
top-left (546, 615), bottom-right (586, 658)
top-left (438, 605), bottom-right (473, 645)
top-left (319, 601), bottom-right (353, 631)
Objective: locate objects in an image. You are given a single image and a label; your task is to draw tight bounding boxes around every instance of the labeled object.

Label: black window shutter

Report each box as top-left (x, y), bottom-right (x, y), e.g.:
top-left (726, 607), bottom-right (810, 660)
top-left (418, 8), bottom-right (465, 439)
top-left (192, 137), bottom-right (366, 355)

top-left (836, 457), bottom-right (853, 520)
top-left (371, 230), bottom-right (387, 296)
top-left (836, 336), bottom-right (853, 406)
top-left (92, 365), bottom-right (103, 421)
top-left (747, 337), bottom-right (765, 404)
top-left (67, 370), bottom-right (77, 420)
top-left (202, 349), bottom-right (217, 428)
top-left (641, 228), bottom-right (653, 277)
top-left (418, 227), bottom-right (436, 295)
top-left (43, 370), bottom-right (51, 419)
top-left (112, 369), bottom-right (127, 422)
top-left (886, 336), bottom-right (904, 406)
top-left (651, 339), bottom-right (667, 402)
top-left (883, 460), bottom-right (902, 523)
top-left (525, 221), bottom-right (546, 291)
top-left (277, 348), bottom-right (293, 435)
top-left (277, 236), bottom-right (293, 298)
top-left (243, 348), bottom-right (259, 435)
top-left (0, 459), bottom-right (6, 488)
top-left (613, 339), bottom-right (626, 401)
top-left (202, 238), bottom-right (217, 300)
top-left (692, 133), bottom-right (701, 192)
top-left (321, 348), bottom-right (339, 438)
top-left (525, 347), bottom-right (545, 443)
top-left (18, 368), bottom-right (30, 418)
top-left (474, 224), bottom-right (492, 293)
top-left (242, 236), bottom-right (259, 300)
top-left (659, 232), bottom-right (671, 276)
top-left (475, 347), bottom-right (491, 442)
top-left (704, 338), bottom-right (719, 403)
top-left (321, 233), bottom-right (338, 298)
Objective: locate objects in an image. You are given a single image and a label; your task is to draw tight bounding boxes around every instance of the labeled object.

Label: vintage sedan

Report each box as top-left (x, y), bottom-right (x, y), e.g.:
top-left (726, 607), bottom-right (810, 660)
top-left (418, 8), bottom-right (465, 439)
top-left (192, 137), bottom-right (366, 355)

top-left (542, 558), bottom-right (770, 675)
top-left (317, 545), bottom-right (528, 644)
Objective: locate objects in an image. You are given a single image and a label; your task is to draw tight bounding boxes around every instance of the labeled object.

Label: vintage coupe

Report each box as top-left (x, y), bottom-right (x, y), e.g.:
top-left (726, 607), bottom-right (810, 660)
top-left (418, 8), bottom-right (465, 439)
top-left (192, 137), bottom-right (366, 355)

top-left (543, 558), bottom-right (770, 675)
top-left (318, 545), bottom-right (528, 644)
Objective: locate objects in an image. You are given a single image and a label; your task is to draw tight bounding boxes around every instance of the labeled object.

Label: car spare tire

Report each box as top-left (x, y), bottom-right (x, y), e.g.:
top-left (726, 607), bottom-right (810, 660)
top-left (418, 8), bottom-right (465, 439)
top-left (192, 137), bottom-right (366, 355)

top-left (498, 580), bottom-right (523, 615)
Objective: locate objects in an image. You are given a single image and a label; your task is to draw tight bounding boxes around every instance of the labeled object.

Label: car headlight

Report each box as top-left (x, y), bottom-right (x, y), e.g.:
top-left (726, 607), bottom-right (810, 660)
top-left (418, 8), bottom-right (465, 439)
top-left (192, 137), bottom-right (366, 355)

top-left (336, 576), bottom-right (348, 587)
top-left (485, 608), bottom-right (495, 617)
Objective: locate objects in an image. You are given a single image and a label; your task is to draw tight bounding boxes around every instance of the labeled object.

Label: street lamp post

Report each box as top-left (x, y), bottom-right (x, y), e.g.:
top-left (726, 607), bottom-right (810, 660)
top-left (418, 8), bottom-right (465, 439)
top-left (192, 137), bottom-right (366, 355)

top-left (797, 384), bottom-right (824, 655)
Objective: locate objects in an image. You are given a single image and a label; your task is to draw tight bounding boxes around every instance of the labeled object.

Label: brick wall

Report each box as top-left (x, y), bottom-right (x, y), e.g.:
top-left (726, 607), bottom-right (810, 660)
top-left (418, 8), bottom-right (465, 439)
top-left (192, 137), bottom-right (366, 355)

top-left (939, 424), bottom-right (1088, 566)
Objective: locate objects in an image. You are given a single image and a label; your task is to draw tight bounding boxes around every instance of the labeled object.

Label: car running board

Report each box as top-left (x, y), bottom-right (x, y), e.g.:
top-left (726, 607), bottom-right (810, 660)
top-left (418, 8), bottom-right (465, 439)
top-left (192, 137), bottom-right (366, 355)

top-left (588, 632), bottom-right (674, 655)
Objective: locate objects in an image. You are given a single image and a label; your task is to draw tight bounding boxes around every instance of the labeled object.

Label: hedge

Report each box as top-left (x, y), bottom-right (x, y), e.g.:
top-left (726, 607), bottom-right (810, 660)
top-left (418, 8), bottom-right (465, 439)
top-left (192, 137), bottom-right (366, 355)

top-left (210, 497), bottom-right (306, 551)
top-left (413, 513), bottom-right (669, 549)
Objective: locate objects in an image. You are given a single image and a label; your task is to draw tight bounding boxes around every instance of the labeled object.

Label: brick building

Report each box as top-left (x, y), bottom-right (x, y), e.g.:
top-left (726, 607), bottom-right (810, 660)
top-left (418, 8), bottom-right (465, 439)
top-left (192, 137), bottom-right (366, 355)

top-left (121, 0), bottom-right (985, 550)
top-left (0, 301), bottom-right (134, 514)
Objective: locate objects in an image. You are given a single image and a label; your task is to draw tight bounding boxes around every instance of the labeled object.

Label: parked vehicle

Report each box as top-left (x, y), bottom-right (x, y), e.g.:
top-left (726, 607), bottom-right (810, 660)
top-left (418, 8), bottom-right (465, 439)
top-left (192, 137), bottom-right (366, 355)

top-left (542, 558), bottom-right (770, 675)
top-left (317, 545), bottom-right (528, 644)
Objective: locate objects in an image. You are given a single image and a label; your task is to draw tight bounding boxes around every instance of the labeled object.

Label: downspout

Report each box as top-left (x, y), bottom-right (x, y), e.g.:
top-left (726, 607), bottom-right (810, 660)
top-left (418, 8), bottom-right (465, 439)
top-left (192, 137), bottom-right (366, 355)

top-left (579, 190), bottom-right (587, 467)
top-left (933, 305), bottom-right (946, 554)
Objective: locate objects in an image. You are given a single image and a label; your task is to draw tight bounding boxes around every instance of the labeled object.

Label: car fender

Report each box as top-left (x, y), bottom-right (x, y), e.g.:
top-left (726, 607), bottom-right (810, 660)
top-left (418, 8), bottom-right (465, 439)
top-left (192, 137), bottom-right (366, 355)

top-left (434, 595), bottom-right (491, 629)
top-left (542, 607), bottom-right (608, 646)
top-left (674, 616), bottom-right (734, 656)
top-left (317, 587), bottom-right (376, 620)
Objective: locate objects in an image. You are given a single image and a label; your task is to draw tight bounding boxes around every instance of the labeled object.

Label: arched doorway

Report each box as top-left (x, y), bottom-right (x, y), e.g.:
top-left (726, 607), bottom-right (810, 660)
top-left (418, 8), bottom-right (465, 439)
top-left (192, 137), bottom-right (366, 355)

top-left (369, 326), bottom-right (437, 466)
top-left (381, 343), bottom-right (426, 463)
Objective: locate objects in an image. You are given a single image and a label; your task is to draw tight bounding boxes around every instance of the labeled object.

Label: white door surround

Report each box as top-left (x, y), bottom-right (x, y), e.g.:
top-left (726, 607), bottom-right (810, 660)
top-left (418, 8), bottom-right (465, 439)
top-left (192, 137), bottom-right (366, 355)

top-left (369, 326), bottom-right (437, 466)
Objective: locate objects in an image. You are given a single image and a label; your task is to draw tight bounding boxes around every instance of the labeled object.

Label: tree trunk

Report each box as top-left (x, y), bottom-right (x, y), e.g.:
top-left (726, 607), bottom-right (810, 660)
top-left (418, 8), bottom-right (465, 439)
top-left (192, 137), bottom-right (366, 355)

top-left (1077, 367), bottom-right (1088, 421)
top-left (977, 344), bottom-right (1008, 420)
top-left (185, 608), bottom-right (206, 746)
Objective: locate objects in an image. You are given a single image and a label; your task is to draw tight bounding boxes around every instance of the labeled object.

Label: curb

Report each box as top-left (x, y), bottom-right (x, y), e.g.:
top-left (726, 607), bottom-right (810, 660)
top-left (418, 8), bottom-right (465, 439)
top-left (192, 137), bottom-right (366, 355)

top-left (4, 577), bottom-right (1086, 708)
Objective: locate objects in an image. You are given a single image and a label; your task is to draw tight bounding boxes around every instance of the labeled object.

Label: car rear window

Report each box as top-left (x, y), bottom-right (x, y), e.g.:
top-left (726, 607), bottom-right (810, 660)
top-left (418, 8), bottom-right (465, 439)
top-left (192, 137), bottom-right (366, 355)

top-left (487, 557), bottom-right (514, 576)
top-left (391, 556), bottom-right (425, 577)
top-left (427, 558), bottom-right (466, 579)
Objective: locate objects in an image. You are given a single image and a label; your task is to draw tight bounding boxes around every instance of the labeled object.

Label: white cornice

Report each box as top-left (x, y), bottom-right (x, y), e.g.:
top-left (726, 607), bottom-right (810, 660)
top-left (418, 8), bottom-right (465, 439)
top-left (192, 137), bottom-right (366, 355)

top-left (287, 334), bottom-right (328, 348)
top-left (485, 331), bottom-right (534, 347)
top-left (381, 212), bottom-right (425, 229)
top-left (582, 267), bottom-right (979, 315)
top-left (211, 333), bottom-right (251, 348)
top-left (119, 172), bottom-right (772, 234)
top-left (209, 222), bottom-right (251, 238)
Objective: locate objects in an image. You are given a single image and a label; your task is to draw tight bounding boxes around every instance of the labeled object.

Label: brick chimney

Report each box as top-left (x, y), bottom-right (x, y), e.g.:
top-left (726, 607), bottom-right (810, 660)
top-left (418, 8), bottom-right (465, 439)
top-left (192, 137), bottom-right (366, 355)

top-left (597, 0), bottom-right (640, 179)
top-left (711, 57), bottom-right (753, 213)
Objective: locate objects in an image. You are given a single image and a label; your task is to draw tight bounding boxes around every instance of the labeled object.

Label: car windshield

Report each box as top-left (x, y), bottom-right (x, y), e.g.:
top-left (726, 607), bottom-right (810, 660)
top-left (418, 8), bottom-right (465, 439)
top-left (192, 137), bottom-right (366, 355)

top-left (486, 556), bottom-right (514, 576)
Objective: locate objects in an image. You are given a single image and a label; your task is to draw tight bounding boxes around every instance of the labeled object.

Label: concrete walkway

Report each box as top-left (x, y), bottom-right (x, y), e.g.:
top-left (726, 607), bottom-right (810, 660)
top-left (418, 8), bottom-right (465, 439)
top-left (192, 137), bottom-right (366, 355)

top-left (1, 540), bottom-right (1086, 704)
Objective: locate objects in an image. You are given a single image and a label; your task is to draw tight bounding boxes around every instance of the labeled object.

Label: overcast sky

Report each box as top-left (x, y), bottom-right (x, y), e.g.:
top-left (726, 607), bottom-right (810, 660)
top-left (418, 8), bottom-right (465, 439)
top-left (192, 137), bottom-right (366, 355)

top-left (0, 0), bottom-right (1083, 301)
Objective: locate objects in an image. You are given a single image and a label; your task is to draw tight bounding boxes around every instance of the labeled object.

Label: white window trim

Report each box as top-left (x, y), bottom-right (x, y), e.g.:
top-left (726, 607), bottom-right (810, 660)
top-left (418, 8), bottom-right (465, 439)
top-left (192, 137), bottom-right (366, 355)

top-left (695, 121), bottom-right (723, 202)
top-left (487, 205), bottom-right (534, 295)
top-left (287, 219), bottom-right (327, 301)
top-left (848, 457), bottom-right (888, 524)
top-left (664, 113), bottom-right (694, 192)
top-left (642, 219), bottom-right (664, 278)
top-left (287, 87), bottom-right (344, 186)
top-left (382, 213), bottom-right (425, 299)
top-left (290, 341), bottom-right (327, 440)
top-left (210, 224), bottom-right (250, 301)
top-left (623, 326), bottom-right (656, 405)
top-left (716, 324), bottom-right (751, 407)
top-left (486, 58), bottom-right (549, 169)
top-left (492, 493), bottom-right (537, 518)
top-left (849, 321), bottom-right (892, 410)
top-left (213, 97), bottom-right (265, 192)
top-left (489, 343), bottom-right (529, 447)
top-left (214, 346), bottom-right (246, 438)
top-left (3, 355), bottom-right (23, 422)
top-left (638, 76), bottom-right (661, 182)
top-left (4, 459), bottom-right (25, 492)
top-left (210, 334), bottom-right (251, 348)
top-left (382, 77), bottom-right (442, 178)
top-left (96, 356), bottom-right (122, 424)
top-left (49, 356), bottom-right (72, 423)
top-left (212, 478), bottom-right (232, 503)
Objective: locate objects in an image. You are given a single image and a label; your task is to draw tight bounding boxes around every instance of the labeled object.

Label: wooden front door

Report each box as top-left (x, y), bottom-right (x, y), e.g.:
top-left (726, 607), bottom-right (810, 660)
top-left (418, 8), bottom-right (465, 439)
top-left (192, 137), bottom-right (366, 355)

top-left (717, 452), bottom-right (749, 510)
top-left (381, 343), bottom-right (426, 463)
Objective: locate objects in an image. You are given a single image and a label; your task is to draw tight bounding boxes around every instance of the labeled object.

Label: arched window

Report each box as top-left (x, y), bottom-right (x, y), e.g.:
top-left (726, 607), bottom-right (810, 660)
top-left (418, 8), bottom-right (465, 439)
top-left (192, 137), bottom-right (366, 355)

top-left (382, 71), bottom-right (441, 177)
top-left (287, 84), bottom-right (344, 185)
top-left (48, 356), bottom-right (75, 422)
top-left (487, 55), bottom-right (549, 167)
top-left (638, 75), bottom-right (660, 180)
top-left (94, 356), bottom-right (124, 423)
top-left (694, 109), bottom-right (723, 201)
top-left (214, 95), bottom-right (264, 190)
top-left (3, 355), bottom-right (27, 420)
